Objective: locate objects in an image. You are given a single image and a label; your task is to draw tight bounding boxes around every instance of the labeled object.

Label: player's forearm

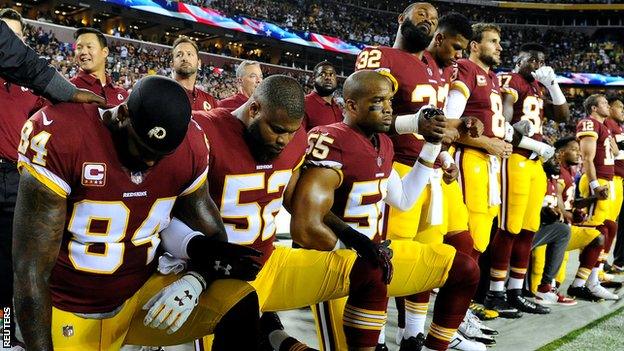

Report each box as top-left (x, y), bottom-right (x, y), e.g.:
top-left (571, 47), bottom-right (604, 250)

top-left (173, 183), bottom-right (227, 242)
top-left (456, 133), bottom-right (491, 150)
top-left (14, 277), bottom-right (53, 350)
top-left (291, 215), bottom-right (338, 251)
top-left (583, 159), bottom-right (598, 183)
top-left (552, 103), bottom-right (570, 123)
top-left (12, 173), bottom-right (66, 351)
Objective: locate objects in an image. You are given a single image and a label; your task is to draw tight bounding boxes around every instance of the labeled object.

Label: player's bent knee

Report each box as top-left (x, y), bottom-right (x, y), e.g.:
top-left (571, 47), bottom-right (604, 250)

top-left (213, 291), bottom-right (260, 351)
top-left (445, 251), bottom-right (479, 288)
top-left (349, 256), bottom-right (387, 295)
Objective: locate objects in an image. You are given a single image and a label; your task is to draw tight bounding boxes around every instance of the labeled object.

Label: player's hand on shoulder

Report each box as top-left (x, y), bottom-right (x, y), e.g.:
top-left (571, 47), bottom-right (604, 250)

top-left (142, 272), bottom-right (205, 334)
top-left (70, 88), bottom-right (106, 107)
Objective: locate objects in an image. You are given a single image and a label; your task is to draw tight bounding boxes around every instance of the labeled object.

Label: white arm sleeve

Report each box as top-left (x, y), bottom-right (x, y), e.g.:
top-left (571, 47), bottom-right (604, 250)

top-left (383, 162), bottom-right (434, 211)
top-left (160, 217), bottom-right (202, 259)
top-left (443, 89), bottom-right (468, 119)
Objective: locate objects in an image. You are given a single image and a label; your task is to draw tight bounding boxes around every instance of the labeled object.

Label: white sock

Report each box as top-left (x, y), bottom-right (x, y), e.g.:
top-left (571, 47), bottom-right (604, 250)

top-left (598, 262), bottom-right (604, 271)
top-left (587, 268), bottom-right (601, 287)
top-left (507, 277), bottom-right (524, 290)
top-left (405, 309), bottom-right (427, 338)
top-left (378, 324), bottom-right (386, 344)
top-left (572, 278), bottom-right (587, 287)
top-left (395, 327), bottom-right (405, 345)
top-left (268, 330), bottom-right (289, 350)
top-left (489, 280), bottom-right (505, 292)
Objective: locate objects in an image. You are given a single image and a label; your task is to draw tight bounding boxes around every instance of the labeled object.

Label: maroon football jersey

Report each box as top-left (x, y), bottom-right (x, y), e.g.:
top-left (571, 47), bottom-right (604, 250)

top-left (303, 91), bottom-right (343, 131)
top-left (498, 72), bottom-right (545, 158)
top-left (193, 108), bottom-right (307, 265)
top-left (451, 59), bottom-right (505, 140)
top-left (186, 86), bottom-right (219, 112)
top-left (0, 78), bottom-right (42, 161)
top-left (17, 103), bottom-right (208, 313)
top-left (543, 175), bottom-right (558, 209)
top-left (355, 46), bottom-right (444, 166)
top-left (218, 92), bottom-right (249, 110)
top-left (71, 70), bottom-right (128, 107)
top-left (604, 118), bottom-right (624, 177)
top-left (559, 164), bottom-right (576, 211)
top-left (576, 116), bottom-right (614, 181)
top-left (306, 122), bottom-right (394, 243)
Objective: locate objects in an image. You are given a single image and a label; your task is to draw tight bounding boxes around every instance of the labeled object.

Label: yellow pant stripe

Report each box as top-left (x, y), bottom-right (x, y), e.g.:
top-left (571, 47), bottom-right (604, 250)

top-left (343, 311), bottom-right (386, 325)
top-left (429, 323), bottom-right (456, 341)
top-left (344, 305), bottom-right (386, 316)
top-left (510, 267), bottom-right (527, 275)
top-left (405, 301), bottom-right (429, 314)
top-left (576, 267), bottom-right (591, 280)
top-left (490, 268), bottom-right (507, 279)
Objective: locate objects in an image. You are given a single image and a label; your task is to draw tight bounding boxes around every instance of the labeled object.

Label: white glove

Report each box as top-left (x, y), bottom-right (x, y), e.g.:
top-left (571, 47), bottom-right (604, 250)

top-left (143, 273), bottom-right (205, 334)
top-left (531, 66), bottom-right (556, 88)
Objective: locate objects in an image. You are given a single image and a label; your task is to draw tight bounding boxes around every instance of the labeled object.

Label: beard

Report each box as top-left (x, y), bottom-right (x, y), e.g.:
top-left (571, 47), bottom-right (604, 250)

top-left (479, 52), bottom-right (499, 67)
top-left (175, 65), bottom-right (197, 78)
top-left (246, 121), bottom-right (280, 163)
top-left (314, 81), bottom-right (337, 97)
top-left (400, 20), bottom-right (432, 53)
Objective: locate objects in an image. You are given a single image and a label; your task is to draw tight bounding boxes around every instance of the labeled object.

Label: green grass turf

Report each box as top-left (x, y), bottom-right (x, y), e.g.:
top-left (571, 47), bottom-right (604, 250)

top-left (538, 305), bottom-right (624, 351)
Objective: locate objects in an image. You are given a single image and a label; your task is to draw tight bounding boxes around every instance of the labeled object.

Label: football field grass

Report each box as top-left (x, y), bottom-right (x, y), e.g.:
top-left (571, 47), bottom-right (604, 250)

top-left (538, 306), bottom-right (624, 351)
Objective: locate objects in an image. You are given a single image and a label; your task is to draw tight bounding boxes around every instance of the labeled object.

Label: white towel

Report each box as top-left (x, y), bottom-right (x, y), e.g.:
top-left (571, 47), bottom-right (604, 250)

top-left (157, 252), bottom-right (188, 275)
top-left (488, 155), bottom-right (502, 206)
top-left (427, 169), bottom-right (444, 225)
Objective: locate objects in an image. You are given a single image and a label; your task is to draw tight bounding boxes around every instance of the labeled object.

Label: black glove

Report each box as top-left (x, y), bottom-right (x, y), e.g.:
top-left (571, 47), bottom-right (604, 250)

top-left (337, 226), bottom-right (394, 284)
top-left (187, 236), bottom-right (262, 282)
top-left (376, 240), bottom-right (394, 285)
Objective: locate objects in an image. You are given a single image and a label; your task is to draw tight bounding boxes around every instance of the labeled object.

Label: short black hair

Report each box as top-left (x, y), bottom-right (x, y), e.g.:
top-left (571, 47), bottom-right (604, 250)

top-left (254, 75), bottom-right (305, 119)
top-left (74, 27), bottom-right (107, 48)
top-left (554, 135), bottom-right (577, 151)
top-left (519, 42), bottom-right (547, 56)
top-left (0, 8), bottom-right (23, 24)
top-left (438, 12), bottom-right (472, 40)
top-left (313, 61), bottom-right (335, 76)
top-left (583, 94), bottom-right (605, 115)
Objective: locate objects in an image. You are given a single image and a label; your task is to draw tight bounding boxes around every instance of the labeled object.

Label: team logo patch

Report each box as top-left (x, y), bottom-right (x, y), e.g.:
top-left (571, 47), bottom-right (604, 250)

top-left (130, 171), bottom-right (145, 185)
top-left (62, 325), bottom-right (74, 337)
top-left (117, 93), bottom-right (124, 101)
top-left (81, 163), bottom-right (106, 187)
top-left (476, 75), bottom-right (487, 86)
top-left (203, 101), bottom-right (212, 111)
top-left (148, 126), bottom-right (167, 139)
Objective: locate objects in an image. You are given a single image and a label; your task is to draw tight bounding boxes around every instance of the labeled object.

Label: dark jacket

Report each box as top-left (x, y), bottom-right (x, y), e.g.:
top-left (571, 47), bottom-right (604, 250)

top-left (0, 21), bottom-right (75, 102)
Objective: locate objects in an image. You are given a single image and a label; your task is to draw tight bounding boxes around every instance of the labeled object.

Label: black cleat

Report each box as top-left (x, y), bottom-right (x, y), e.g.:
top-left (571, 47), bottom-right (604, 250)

top-left (399, 333), bottom-right (425, 351)
top-left (484, 290), bottom-right (522, 319)
top-left (507, 289), bottom-right (550, 314)
top-left (567, 286), bottom-right (602, 301)
top-left (259, 312), bottom-right (283, 351)
top-left (375, 344), bottom-right (389, 351)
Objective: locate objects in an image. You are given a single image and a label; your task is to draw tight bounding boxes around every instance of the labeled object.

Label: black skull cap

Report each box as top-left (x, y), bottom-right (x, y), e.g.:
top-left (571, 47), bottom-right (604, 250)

top-left (127, 75), bottom-right (191, 153)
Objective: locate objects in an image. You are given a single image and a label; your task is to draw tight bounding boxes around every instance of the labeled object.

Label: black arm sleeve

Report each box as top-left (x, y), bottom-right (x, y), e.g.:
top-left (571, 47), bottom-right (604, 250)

top-left (0, 21), bottom-right (75, 102)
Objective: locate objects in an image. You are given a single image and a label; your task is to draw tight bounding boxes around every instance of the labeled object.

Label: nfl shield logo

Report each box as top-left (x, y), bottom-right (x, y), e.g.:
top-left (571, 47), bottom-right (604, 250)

top-left (377, 156), bottom-right (383, 167)
top-left (427, 67), bottom-right (433, 76)
top-left (130, 171), bottom-right (144, 185)
top-left (62, 325), bottom-right (74, 337)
